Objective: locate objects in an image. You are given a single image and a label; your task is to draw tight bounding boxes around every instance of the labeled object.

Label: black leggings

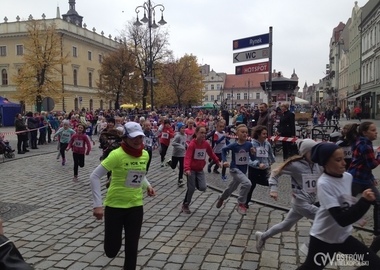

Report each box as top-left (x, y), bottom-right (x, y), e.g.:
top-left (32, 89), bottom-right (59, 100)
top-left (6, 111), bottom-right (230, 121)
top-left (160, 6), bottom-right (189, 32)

top-left (160, 144), bottom-right (169, 162)
top-left (104, 206), bottom-right (143, 270)
top-left (297, 235), bottom-right (380, 269)
top-left (170, 156), bottom-right (184, 180)
top-left (73, 152), bottom-right (85, 176)
top-left (246, 167), bottom-right (269, 206)
top-left (59, 142), bottom-right (68, 159)
top-left (352, 182), bottom-right (380, 236)
top-left (209, 153), bottom-right (226, 175)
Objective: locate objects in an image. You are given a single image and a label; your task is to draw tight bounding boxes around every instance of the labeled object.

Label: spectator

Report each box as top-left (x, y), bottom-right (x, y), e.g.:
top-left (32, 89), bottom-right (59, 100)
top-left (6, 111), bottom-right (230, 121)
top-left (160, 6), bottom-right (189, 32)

top-left (277, 103), bottom-right (296, 161)
top-left (354, 105), bottom-right (362, 122)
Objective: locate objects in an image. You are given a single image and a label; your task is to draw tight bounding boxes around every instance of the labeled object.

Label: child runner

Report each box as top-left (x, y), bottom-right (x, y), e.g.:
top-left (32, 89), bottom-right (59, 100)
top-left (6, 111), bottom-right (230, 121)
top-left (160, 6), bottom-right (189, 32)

top-left (255, 139), bottom-right (322, 253)
top-left (66, 123), bottom-right (92, 182)
top-left (182, 125), bottom-right (221, 214)
top-left (158, 119), bottom-right (175, 167)
top-left (85, 120), bottom-right (96, 146)
top-left (167, 122), bottom-right (187, 187)
top-left (246, 125), bottom-right (275, 209)
top-left (184, 118), bottom-right (195, 146)
top-left (143, 120), bottom-right (157, 172)
top-left (335, 123), bottom-right (356, 170)
top-left (207, 119), bottom-right (229, 180)
top-left (53, 120), bottom-right (75, 165)
top-left (216, 124), bottom-right (255, 215)
top-left (297, 142), bottom-right (380, 269)
top-left (347, 121), bottom-right (380, 253)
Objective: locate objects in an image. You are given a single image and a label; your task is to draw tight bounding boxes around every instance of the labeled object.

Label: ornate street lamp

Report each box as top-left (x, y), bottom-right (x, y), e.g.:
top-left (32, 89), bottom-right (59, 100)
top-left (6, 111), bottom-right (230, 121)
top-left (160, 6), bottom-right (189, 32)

top-left (134, 0), bottom-right (166, 111)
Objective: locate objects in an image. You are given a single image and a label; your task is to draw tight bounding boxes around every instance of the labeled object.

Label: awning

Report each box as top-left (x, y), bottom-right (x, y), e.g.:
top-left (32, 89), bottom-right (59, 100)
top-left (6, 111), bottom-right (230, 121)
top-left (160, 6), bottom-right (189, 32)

top-left (347, 90), bottom-right (371, 101)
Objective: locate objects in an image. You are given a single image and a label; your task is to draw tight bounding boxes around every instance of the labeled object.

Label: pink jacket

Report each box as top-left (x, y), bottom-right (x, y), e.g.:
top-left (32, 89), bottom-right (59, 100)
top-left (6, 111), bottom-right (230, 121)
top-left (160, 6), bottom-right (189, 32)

top-left (67, 133), bottom-right (91, 155)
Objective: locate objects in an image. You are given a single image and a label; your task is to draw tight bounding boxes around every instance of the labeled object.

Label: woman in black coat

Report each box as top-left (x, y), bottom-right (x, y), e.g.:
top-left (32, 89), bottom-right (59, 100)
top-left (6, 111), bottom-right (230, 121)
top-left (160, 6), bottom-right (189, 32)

top-left (278, 103), bottom-right (295, 161)
top-left (14, 113), bottom-right (29, 154)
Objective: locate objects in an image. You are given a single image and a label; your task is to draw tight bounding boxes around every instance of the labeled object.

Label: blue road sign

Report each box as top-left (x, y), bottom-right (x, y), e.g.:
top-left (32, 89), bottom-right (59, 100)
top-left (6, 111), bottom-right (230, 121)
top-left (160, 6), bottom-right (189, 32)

top-left (233, 33), bottom-right (269, 50)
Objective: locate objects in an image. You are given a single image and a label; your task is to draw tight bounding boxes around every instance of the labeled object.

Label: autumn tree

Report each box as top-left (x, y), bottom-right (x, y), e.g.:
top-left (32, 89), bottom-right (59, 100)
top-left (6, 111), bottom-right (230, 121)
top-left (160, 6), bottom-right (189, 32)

top-left (97, 44), bottom-right (140, 110)
top-left (13, 20), bottom-right (69, 112)
top-left (156, 54), bottom-right (204, 108)
top-left (125, 21), bottom-right (172, 110)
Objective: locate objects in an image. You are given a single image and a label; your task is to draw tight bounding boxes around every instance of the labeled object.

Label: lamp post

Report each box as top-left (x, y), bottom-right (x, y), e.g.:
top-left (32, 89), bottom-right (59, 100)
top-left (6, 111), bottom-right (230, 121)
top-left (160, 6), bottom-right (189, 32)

top-left (134, 0), bottom-right (166, 111)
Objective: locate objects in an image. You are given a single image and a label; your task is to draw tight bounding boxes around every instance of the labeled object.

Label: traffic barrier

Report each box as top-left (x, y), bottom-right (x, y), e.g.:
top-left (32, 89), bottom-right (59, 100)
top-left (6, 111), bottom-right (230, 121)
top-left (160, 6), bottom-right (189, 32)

top-left (0, 125), bottom-right (50, 136)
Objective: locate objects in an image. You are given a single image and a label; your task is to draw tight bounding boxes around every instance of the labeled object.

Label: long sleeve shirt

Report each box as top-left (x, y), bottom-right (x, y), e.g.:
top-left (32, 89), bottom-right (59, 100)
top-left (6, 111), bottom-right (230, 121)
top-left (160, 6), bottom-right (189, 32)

top-left (348, 136), bottom-right (380, 185)
top-left (159, 126), bottom-right (175, 146)
top-left (67, 133), bottom-right (91, 155)
top-left (54, 127), bottom-right (75, 143)
top-left (249, 139), bottom-right (275, 169)
top-left (184, 139), bottom-right (219, 172)
top-left (221, 141), bottom-right (255, 174)
top-left (171, 133), bottom-right (187, 157)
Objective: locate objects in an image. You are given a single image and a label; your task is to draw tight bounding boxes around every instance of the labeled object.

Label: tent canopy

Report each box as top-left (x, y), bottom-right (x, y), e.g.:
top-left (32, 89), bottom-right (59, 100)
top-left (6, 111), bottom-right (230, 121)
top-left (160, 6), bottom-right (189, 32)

top-left (0, 96), bottom-right (21, 126)
top-left (295, 97), bottom-right (309, 105)
top-left (0, 96), bottom-right (20, 107)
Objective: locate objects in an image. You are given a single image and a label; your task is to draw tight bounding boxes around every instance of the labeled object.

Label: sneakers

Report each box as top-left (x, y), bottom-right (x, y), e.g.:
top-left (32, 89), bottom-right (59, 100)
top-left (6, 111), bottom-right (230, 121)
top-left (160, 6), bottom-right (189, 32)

top-left (161, 162), bottom-right (165, 167)
top-left (221, 175), bottom-right (227, 182)
top-left (299, 242), bottom-right (309, 256)
top-left (207, 163), bottom-right (212, 173)
top-left (178, 179), bottom-right (184, 187)
top-left (215, 196), bottom-right (224, 209)
top-left (213, 170), bottom-right (220, 174)
top-left (255, 231), bottom-right (265, 253)
top-left (236, 203), bottom-right (247, 215)
top-left (166, 159), bottom-right (172, 168)
top-left (73, 176), bottom-right (78, 182)
top-left (62, 158), bottom-right (66, 166)
top-left (56, 152), bottom-right (60, 160)
top-left (181, 203), bottom-right (191, 214)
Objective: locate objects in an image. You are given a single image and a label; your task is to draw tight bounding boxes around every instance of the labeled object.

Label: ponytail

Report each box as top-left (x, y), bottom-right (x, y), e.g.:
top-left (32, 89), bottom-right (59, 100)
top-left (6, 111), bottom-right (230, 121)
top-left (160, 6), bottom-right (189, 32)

top-left (272, 155), bottom-right (304, 176)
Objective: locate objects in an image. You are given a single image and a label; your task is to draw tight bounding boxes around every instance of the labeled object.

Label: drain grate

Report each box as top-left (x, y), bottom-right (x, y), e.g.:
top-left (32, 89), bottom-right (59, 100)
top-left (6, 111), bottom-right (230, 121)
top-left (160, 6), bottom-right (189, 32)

top-left (0, 202), bottom-right (40, 221)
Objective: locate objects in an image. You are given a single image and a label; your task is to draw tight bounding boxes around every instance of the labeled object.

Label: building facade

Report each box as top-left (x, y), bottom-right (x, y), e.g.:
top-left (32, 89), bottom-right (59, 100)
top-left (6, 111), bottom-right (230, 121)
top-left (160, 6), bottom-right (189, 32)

top-left (0, 0), bottom-right (119, 113)
top-left (200, 64), bottom-right (226, 106)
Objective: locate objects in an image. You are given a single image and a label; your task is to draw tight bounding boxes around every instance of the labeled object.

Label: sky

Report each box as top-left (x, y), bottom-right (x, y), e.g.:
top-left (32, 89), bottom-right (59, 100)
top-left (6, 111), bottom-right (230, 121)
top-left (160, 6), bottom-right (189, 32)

top-left (1, 0), bottom-right (369, 88)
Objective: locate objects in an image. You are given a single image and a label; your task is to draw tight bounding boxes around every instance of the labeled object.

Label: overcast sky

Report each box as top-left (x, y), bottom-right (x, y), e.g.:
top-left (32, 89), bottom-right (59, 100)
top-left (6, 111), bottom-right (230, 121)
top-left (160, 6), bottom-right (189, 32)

top-left (1, 0), bottom-right (368, 87)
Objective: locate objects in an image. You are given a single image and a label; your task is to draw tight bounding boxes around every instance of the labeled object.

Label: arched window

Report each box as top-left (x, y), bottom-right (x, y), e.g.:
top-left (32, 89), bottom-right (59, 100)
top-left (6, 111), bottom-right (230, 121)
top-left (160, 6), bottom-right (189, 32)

top-left (73, 69), bottom-right (78, 86)
top-left (74, 98), bottom-right (79, 111)
top-left (100, 100), bottom-right (103, 110)
top-left (1, 69), bottom-right (8, 85)
top-left (89, 72), bottom-right (92, 88)
top-left (89, 99), bottom-right (93, 111)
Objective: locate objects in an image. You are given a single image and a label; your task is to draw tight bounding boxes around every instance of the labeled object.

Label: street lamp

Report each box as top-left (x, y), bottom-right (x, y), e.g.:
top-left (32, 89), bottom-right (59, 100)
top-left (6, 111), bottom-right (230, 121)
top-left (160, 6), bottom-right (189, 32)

top-left (134, 0), bottom-right (166, 111)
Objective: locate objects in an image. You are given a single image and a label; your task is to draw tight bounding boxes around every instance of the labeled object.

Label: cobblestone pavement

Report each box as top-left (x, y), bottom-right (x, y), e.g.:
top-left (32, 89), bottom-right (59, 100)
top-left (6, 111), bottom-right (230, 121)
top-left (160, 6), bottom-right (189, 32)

top-left (0, 120), bottom-right (379, 269)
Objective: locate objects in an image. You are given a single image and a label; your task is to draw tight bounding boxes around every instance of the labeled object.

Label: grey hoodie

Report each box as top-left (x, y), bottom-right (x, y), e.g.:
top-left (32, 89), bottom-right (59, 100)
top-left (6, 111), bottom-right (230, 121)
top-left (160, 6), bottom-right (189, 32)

top-left (269, 158), bottom-right (323, 203)
top-left (171, 133), bottom-right (186, 157)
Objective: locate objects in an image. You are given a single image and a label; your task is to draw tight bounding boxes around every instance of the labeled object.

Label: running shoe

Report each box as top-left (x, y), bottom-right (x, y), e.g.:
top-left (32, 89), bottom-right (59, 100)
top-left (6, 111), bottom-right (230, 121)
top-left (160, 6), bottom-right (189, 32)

top-left (207, 163), bottom-right (212, 173)
top-left (181, 203), bottom-right (191, 214)
top-left (73, 176), bottom-right (78, 182)
top-left (213, 170), bottom-right (220, 174)
top-left (221, 175), bottom-right (227, 182)
top-left (255, 231), bottom-right (265, 253)
top-left (62, 158), bottom-right (66, 166)
top-left (236, 203), bottom-right (247, 215)
top-left (178, 179), bottom-right (184, 187)
top-left (215, 196), bottom-right (224, 209)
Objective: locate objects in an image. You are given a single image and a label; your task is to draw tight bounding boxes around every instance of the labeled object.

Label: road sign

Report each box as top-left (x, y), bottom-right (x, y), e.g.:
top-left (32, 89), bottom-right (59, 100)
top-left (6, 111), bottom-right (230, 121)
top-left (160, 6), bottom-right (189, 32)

top-left (233, 33), bottom-right (269, 50)
top-left (42, 97), bottom-right (55, 111)
top-left (233, 47), bottom-right (269, 63)
top-left (235, 61), bottom-right (269, 75)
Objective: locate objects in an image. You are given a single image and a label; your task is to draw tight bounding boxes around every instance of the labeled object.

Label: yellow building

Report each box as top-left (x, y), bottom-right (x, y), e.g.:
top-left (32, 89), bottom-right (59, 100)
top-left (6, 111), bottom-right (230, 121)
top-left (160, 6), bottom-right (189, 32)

top-left (0, 0), bottom-right (119, 113)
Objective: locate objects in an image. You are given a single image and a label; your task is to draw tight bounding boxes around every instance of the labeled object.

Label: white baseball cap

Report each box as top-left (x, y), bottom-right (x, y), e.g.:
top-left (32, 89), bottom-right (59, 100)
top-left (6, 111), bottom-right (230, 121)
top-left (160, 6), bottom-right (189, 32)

top-left (123, 122), bottom-right (145, 138)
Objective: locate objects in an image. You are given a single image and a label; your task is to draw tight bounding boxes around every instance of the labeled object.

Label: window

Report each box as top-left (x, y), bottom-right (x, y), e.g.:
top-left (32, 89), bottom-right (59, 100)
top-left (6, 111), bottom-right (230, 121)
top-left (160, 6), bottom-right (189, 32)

top-left (89, 72), bottom-right (92, 88)
top-left (211, 84), bottom-right (214, 90)
top-left (88, 51), bottom-right (92, 61)
top-left (226, 93), bottom-right (231, 99)
top-left (217, 94), bottom-right (221, 101)
top-left (1, 69), bottom-right (8, 85)
top-left (237, 93), bottom-right (241, 100)
top-left (244, 93), bottom-right (248, 100)
top-left (204, 85), bottom-right (208, 90)
top-left (16, 45), bottom-right (23, 55)
top-left (73, 46), bottom-right (77, 57)
top-left (256, 92), bottom-right (260, 99)
top-left (205, 95), bottom-right (208, 101)
top-left (98, 54), bottom-right (103, 63)
top-left (89, 99), bottom-right (93, 111)
top-left (217, 84), bottom-right (221, 90)
top-left (73, 69), bottom-right (78, 86)
top-left (0, 46), bottom-right (6, 56)
top-left (211, 95), bottom-right (214, 101)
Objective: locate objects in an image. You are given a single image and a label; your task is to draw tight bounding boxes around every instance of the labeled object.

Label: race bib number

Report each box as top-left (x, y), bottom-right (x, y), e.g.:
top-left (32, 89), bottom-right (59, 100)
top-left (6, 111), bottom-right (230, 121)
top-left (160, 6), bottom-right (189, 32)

top-left (342, 146), bottom-right (352, 159)
top-left (194, 149), bottom-right (206, 160)
top-left (62, 133), bottom-right (70, 138)
top-left (162, 132), bottom-right (169, 139)
top-left (74, 140), bottom-right (83, 147)
top-left (144, 137), bottom-right (153, 147)
top-left (256, 147), bottom-right (268, 158)
top-left (235, 151), bottom-right (248, 165)
top-left (125, 170), bottom-right (146, 188)
top-left (86, 127), bottom-right (91, 133)
top-left (302, 174), bottom-right (318, 193)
